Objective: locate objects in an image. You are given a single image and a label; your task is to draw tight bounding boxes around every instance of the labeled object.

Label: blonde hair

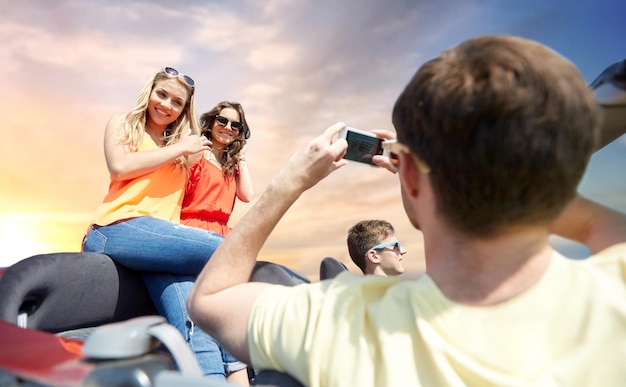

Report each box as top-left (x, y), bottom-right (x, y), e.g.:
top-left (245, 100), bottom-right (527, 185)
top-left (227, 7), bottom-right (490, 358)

top-left (118, 71), bottom-right (199, 164)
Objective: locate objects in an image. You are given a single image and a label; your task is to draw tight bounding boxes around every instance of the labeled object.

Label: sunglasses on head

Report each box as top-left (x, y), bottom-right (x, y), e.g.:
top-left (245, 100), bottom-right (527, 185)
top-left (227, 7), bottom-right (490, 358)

top-left (366, 239), bottom-right (403, 256)
top-left (215, 115), bottom-right (243, 131)
top-left (382, 140), bottom-right (430, 174)
top-left (163, 66), bottom-right (195, 88)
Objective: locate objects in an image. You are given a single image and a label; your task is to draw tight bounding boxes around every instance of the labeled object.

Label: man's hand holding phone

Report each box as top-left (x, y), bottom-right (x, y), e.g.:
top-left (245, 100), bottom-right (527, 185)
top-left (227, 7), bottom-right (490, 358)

top-left (337, 127), bottom-right (398, 172)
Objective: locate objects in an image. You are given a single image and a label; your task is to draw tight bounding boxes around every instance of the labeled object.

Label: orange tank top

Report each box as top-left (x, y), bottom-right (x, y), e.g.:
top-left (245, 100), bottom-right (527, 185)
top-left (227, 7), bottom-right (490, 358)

top-left (180, 156), bottom-right (236, 236)
top-left (91, 132), bottom-right (187, 226)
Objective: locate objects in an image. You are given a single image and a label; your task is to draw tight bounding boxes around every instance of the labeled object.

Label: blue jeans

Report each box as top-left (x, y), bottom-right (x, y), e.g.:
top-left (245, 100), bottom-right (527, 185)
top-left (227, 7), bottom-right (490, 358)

top-left (83, 216), bottom-right (245, 377)
top-left (83, 216), bottom-right (223, 274)
top-left (141, 273), bottom-right (247, 378)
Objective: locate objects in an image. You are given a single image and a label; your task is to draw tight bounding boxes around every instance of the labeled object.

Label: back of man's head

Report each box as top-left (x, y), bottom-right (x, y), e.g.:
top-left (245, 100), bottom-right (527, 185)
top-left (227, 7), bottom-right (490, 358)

top-left (392, 35), bottom-right (602, 236)
top-left (347, 220), bottom-right (395, 274)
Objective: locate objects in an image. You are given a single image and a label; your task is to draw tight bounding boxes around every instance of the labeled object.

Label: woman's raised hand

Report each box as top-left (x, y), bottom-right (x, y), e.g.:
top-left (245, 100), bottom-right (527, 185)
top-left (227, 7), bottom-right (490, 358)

top-left (179, 128), bottom-right (211, 155)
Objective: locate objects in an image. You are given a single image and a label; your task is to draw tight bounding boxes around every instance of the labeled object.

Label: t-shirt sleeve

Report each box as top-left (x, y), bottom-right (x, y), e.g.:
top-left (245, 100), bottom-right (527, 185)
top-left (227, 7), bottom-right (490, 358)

top-left (588, 242), bottom-right (626, 281)
top-left (247, 282), bottom-right (323, 382)
top-left (246, 273), bottom-right (410, 386)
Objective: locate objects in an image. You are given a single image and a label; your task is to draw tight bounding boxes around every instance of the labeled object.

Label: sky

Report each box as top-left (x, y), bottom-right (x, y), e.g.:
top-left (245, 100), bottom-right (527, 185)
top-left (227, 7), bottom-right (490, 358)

top-left (1, 0), bottom-right (624, 279)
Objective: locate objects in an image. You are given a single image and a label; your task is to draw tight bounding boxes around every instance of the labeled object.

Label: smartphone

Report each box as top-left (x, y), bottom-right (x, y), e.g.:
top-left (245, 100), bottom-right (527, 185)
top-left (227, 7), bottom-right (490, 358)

top-left (337, 127), bottom-right (383, 166)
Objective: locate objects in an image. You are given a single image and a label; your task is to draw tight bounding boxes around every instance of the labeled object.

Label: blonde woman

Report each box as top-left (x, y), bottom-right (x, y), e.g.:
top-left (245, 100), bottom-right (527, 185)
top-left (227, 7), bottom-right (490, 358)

top-left (83, 67), bottom-right (236, 380)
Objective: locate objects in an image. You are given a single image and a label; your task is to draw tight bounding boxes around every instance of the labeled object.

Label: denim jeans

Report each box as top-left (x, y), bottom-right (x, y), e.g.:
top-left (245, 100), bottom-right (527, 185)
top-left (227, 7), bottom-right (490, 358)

top-left (141, 273), bottom-right (247, 378)
top-left (83, 216), bottom-right (244, 376)
top-left (83, 216), bottom-right (223, 274)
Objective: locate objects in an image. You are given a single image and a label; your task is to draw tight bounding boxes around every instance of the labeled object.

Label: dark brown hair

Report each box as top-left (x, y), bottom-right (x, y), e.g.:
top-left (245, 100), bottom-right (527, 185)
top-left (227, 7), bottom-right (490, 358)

top-left (392, 36), bottom-right (601, 236)
top-left (199, 101), bottom-right (251, 176)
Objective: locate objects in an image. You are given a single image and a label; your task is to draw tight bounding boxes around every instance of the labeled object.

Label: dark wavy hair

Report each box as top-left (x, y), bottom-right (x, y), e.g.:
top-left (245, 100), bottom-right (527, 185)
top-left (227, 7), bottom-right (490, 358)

top-left (199, 101), bottom-right (251, 176)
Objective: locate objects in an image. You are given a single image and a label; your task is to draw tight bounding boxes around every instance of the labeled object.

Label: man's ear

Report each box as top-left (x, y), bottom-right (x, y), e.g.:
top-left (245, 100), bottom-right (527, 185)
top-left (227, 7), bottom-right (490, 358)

top-left (366, 251), bottom-right (380, 264)
top-left (398, 152), bottom-right (421, 199)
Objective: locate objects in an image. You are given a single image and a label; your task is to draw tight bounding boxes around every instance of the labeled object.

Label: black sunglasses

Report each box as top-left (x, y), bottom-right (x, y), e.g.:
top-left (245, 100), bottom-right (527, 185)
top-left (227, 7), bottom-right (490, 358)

top-left (215, 115), bottom-right (243, 131)
top-left (163, 66), bottom-right (195, 88)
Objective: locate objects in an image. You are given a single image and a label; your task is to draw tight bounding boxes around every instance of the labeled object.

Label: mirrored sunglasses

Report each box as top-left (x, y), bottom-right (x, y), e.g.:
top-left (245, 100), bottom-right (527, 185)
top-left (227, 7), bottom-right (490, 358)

top-left (215, 115), bottom-right (243, 131)
top-left (382, 140), bottom-right (430, 174)
top-left (163, 66), bottom-right (195, 88)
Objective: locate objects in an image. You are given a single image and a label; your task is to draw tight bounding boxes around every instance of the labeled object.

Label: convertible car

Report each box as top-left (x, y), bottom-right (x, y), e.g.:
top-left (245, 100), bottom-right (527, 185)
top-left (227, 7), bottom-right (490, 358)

top-left (0, 58), bottom-right (624, 387)
top-left (0, 252), bottom-right (346, 387)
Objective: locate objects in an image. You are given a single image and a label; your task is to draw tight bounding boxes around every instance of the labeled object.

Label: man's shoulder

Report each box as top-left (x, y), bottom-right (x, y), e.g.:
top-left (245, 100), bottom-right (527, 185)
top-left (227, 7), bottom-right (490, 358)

top-left (591, 242), bottom-right (626, 258)
top-left (254, 272), bottom-right (429, 308)
top-left (584, 242), bottom-right (626, 281)
top-left (587, 242), bottom-right (626, 267)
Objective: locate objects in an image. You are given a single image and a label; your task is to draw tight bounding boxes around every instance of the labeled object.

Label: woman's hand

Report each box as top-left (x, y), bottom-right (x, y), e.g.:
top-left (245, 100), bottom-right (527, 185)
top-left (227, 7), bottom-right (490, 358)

top-left (178, 128), bottom-right (211, 156)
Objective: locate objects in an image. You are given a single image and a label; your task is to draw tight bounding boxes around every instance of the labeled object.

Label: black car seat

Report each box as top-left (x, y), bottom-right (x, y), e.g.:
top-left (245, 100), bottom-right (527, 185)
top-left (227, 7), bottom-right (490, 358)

top-left (319, 256), bottom-right (349, 280)
top-left (0, 252), bottom-right (157, 335)
top-left (590, 58), bottom-right (626, 149)
top-left (0, 252), bottom-right (311, 336)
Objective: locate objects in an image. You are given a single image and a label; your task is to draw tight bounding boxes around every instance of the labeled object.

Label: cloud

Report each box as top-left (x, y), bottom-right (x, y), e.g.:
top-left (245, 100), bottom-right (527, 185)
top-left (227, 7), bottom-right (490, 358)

top-left (0, 5), bottom-right (191, 81)
top-left (194, 9), bottom-right (281, 52)
top-left (1, 0), bottom-right (624, 271)
top-left (247, 43), bottom-right (301, 71)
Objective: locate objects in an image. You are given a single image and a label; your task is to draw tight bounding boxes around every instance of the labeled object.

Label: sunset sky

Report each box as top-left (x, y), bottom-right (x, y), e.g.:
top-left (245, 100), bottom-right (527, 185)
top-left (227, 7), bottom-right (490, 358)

top-left (1, 0), bottom-right (624, 279)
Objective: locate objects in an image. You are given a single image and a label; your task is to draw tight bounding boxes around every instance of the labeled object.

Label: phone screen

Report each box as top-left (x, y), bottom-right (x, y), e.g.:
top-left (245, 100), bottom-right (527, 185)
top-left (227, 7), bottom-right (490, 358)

top-left (344, 130), bottom-right (383, 166)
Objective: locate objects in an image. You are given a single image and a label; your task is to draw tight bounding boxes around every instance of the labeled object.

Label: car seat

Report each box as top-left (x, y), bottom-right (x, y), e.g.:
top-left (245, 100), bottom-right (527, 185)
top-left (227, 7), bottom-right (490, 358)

top-left (0, 252), bottom-right (157, 335)
top-left (319, 257), bottom-right (349, 280)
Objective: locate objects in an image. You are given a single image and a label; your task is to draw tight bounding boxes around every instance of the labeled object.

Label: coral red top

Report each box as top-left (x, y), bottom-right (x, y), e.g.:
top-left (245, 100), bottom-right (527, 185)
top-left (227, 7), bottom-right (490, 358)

top-left (181, 156), bottom-right (236, 236)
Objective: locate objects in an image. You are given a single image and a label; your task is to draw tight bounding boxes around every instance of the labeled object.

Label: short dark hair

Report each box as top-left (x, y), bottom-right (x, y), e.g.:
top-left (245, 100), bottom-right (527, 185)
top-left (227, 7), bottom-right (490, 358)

top-left (392, 36), bottom-right (601, 236)
top-left (347, 220), bottom-right (395, 274)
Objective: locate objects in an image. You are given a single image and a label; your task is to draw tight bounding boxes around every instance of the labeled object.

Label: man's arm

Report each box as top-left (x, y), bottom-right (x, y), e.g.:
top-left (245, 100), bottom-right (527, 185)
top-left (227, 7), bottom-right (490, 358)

top-left (188, 123), bottom-right (348, 364)
top-left (550, 195), bottom-right (626, 254)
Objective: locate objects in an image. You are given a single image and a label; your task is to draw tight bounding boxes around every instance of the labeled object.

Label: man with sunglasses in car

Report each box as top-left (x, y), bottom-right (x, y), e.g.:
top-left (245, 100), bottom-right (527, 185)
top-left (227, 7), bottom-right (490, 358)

top-left (347, 219), bottom-right (407, 276)
top-left (188, 35), bottom-right (626, 386)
